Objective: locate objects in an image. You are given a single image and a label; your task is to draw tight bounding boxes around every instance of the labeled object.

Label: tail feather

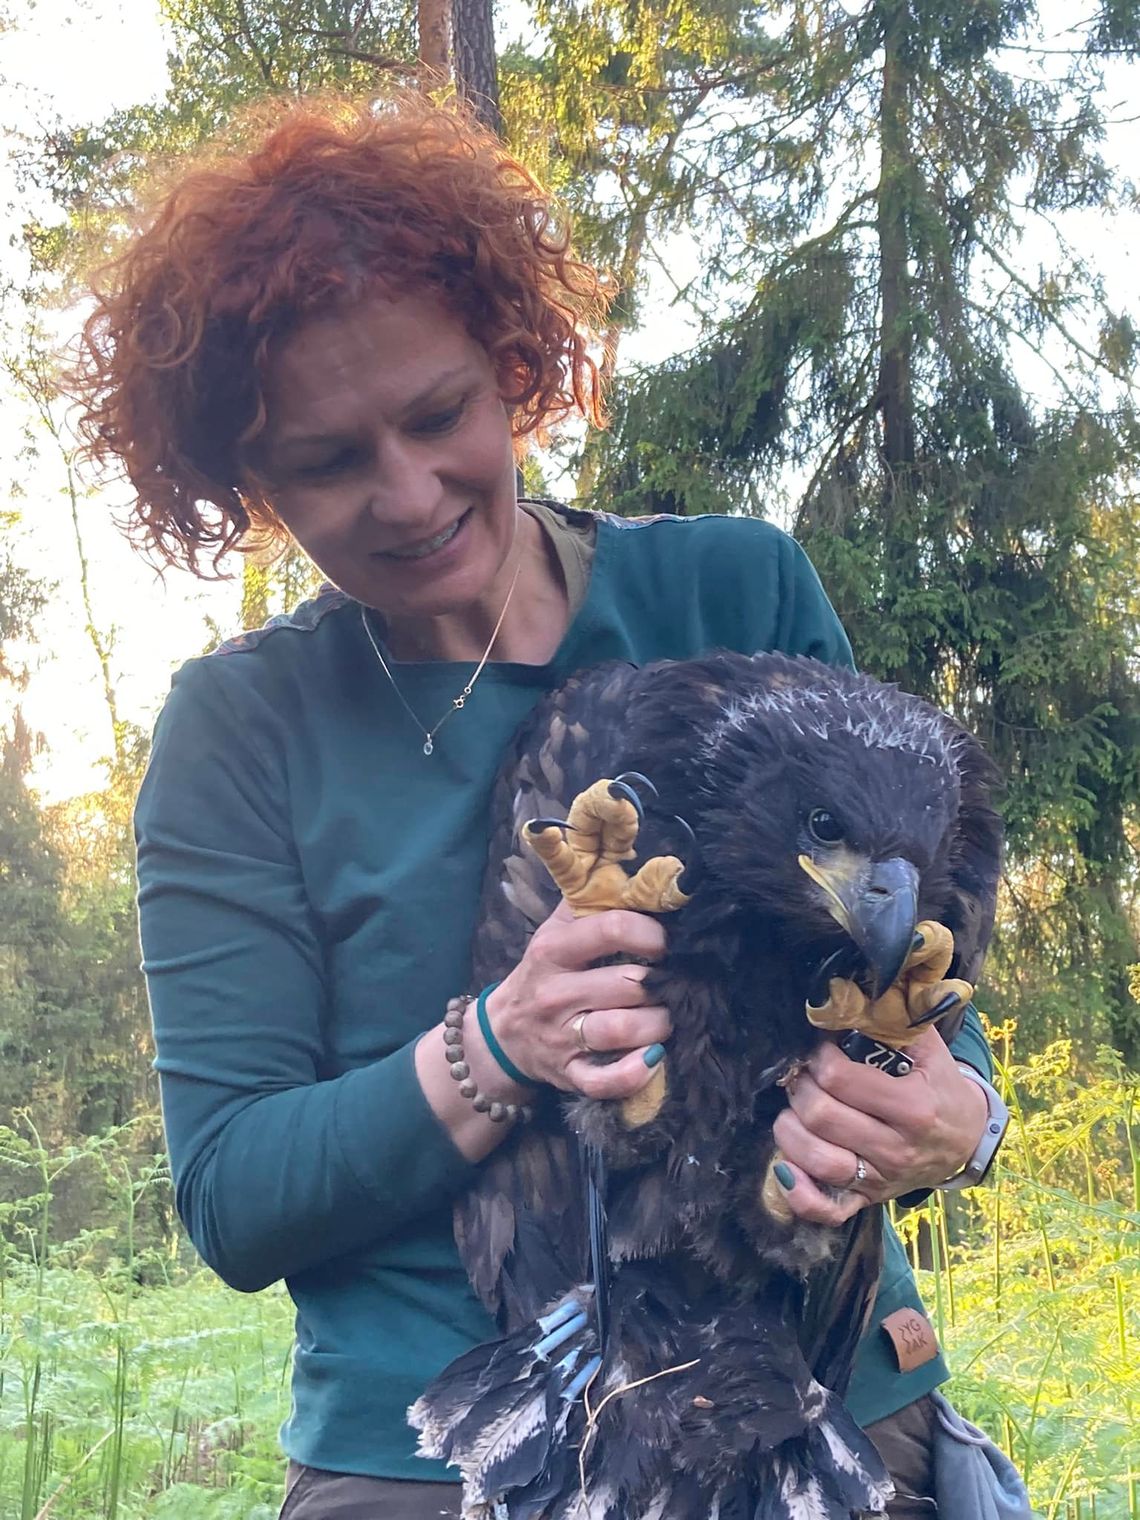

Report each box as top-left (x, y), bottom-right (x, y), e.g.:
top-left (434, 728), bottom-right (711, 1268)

top-left (409, 1272), bottom-right (892, 1519)
top-left (806, 1406), bottom-right (895, 1512)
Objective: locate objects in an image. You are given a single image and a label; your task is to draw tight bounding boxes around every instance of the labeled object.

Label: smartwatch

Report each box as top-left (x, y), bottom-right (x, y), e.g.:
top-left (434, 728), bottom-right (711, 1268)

top-left (937, 1064), bottom-right (1009, 1191)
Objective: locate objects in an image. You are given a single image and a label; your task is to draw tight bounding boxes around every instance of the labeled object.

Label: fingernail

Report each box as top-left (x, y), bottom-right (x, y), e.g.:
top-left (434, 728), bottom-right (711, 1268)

top-left (773, 1162), bottom-right (795, 1190)
top-left (643, 1043), bottom-right (666, 1068)
top-left (911, 930), bottom-right (925, 950)
top-left (929, 991), bottom-right (961, 1018)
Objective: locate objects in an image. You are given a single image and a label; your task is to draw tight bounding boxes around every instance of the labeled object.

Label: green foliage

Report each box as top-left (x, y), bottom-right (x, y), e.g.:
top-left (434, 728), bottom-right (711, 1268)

top-left (24, 0), bottom-right (418, 284)
top-left (584, 0), bottom-right (1140, 1060)
top-left (0, 0), bottom-right (1138, 1499)
top-left (0, 1039), bottom-right (1135, 1515)
top-left (0, 538), bottom-right (158, 1235)
top-left (0, 553), bottom-right (46, 686)
top-left (897, 1030), bottom-right (1140, 1515)
top-left (0, 563), bottom-right (154, 1158)
top-left (0, 1126), bottom-right (291, 1519)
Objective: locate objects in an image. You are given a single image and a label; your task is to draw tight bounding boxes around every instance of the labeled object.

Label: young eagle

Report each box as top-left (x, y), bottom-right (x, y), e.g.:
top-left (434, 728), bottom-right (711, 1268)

top-left (411, 652), bottom-right (1002, 1520)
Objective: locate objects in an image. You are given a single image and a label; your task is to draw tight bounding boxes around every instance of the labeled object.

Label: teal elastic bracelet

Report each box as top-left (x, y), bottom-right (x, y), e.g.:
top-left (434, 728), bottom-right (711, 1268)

top-left (476, 983), bottom-right (541, 1088)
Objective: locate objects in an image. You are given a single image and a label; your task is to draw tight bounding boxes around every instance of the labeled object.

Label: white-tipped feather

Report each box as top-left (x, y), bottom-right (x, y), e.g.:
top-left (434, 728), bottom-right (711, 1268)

top-left (460, 1388), bottom-right (553, 1502)
top-left (636, 1491), bottom-right (670, 1520)
top-left (407, 1395), bottom-right (450, 1458)
top-left (778, 1467), bottom-right (829, 1520)
top-left (550, 1479), bottom-right (620, 1520)
top-left (817, 1418), bottom-right (895, 1509)
top-left (702, 680), bottom-right (958, 771)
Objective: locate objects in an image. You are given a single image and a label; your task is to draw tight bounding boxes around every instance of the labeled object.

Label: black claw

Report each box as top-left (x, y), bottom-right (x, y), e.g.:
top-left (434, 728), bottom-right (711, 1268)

top-left (607, 779), bottom-right (646, 820)
top-left (807, 945), bottom-right (860, 1009)
top-left (526, 817), bottom-right (578, 835)
top-left (669, 814), bottom-right (705, 894)
top-left (670, 813), bottom-right (696, 849)
top-left (910, 990), bottom-right (961, 1027)
top-left (612, 771), bottom-right (659, 801)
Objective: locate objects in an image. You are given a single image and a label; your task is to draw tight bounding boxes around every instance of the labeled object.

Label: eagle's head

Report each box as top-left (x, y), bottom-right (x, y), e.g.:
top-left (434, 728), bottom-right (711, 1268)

top-left (670, 654), bottom-right (990, 998)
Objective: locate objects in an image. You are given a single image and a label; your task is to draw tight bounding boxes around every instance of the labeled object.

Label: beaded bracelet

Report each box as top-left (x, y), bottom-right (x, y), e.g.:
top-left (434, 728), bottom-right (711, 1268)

top-left (443, 994), bottom-right (535, 1124)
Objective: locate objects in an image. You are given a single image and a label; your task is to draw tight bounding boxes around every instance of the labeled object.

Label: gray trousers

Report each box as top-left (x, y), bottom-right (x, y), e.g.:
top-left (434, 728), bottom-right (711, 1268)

top-left (280, 1464), bottom-right (461, 1518)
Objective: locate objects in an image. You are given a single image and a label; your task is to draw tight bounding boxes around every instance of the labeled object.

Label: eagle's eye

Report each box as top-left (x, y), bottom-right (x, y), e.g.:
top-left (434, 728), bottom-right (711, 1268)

top-left (807, 809), bottom-right (844, 845)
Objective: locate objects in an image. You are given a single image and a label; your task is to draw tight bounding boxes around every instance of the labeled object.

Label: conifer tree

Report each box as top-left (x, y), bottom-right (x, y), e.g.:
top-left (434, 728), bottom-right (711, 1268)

top-left (588, 0), bottom-right (1140, 1056)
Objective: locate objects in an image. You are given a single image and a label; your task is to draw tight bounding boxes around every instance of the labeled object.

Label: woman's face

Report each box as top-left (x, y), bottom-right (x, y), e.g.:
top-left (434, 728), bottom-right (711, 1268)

top-left (255, 292), bottom-right (519, 627)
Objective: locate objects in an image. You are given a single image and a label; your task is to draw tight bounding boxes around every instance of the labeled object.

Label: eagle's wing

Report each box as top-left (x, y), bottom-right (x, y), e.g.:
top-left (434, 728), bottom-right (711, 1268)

top-left (944, 728), bottom-right (1004, 988)
top-left (459, 661), bottom-right (647, 1327)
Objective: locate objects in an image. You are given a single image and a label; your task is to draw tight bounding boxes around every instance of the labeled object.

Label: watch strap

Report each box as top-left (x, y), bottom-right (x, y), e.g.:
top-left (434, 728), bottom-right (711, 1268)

top-left (937, 1064), bottom-right (1009, 1191)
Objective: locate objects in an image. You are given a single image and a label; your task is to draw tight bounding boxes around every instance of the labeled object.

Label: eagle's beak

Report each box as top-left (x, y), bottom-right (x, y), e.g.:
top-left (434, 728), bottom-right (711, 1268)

top-left (798, 852), bottom-right (920, 998)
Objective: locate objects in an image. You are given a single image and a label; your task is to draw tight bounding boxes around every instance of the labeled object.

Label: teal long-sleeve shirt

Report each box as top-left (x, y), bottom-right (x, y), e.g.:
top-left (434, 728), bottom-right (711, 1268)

top-left (136, 507), bottom-right (992, 1478)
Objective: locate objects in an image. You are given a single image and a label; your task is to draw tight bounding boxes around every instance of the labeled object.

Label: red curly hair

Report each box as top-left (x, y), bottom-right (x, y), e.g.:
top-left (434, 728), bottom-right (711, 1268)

top-left (73, 94), bottom-right (612, 574)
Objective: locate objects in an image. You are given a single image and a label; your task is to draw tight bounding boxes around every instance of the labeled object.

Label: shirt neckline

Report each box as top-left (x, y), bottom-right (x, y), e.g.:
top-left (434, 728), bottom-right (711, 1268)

top-left (359, 511), bottom-right (617, 687)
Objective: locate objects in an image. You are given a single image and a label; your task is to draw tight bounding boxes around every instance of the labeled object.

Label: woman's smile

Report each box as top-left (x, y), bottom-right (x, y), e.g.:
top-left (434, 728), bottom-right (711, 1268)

top-left (376, 508), bottom-right (470, 563)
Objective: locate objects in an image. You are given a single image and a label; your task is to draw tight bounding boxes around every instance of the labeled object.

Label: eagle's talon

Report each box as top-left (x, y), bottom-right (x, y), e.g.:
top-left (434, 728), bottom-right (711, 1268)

top-left (909, 988), bottom-right (961, 1027)
top-left (607, 778), bottom-right (646, 819)
top-left (807, 923), bottom-right (973, 1046)
top-left (669, 813), bottom-right (705, 893)
top-left (612, 770), bottom-right (659, 801)
top-left (524, 776), bottom-right (694, 920)
top-left (670, 813), bottom-right (696, 848)
top-left (525, 817), bottom-right (579, 835)
top-left (807, 946), bottom-right (858, 1009)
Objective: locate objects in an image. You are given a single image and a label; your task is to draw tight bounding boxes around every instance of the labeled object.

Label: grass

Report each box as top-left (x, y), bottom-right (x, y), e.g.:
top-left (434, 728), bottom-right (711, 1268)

top-left (0, 1029), bottom-right (1135, 1517)
top-left (0, 1258), bottom-right (292, 1519)
top-left (901, 1028), bottom-right (1140, 1519)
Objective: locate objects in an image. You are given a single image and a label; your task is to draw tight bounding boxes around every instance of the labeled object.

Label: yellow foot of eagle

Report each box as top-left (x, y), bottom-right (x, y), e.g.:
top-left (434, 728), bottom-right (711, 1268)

top-left (762, 922), bottom-right (974, 1222)
top-left (524, 776), bottom-right (691, 1126)
top-left (804, 920), bottom-right (973, 1045)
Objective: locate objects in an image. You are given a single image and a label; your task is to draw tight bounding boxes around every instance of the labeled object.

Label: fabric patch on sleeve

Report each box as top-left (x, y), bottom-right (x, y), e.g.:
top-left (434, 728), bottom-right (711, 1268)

top-left (881, 1306), bottom-right (941, 1373)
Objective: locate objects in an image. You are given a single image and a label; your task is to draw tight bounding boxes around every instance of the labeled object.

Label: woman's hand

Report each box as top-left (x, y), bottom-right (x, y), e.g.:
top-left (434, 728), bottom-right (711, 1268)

top-left (770, 1028), bottom-right (990, 1225)
top-left (478, 900), bottom-right (671, 1100)
top-left (416, 901), bottom-right (671, 1161)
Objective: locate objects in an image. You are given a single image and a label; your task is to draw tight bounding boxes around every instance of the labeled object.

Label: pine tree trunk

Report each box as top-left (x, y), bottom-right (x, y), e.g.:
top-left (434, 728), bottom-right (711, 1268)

top-left (452, 0), bottom-right (502, 136)
top-left (877, 0), bottom-right (914, 476)
top-left (418, 0), bottom-right (451, 81)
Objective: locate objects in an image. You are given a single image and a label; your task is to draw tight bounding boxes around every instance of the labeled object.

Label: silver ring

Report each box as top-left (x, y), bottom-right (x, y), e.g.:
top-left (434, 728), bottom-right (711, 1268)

top-left (572, 1011), bottom-right (596, 1054)
top-left (852, 1154), bottom-right (868, 1186)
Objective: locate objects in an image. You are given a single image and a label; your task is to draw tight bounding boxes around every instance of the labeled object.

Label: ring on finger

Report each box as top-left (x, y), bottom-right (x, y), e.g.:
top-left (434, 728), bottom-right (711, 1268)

top-left (850, 1154), bottom-right (868, 1187)
top-left (571, 1011), bottom-right (597, 1054)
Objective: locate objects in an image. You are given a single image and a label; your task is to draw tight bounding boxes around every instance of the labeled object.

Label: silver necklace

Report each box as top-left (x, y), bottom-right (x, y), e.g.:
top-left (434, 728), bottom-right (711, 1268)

top-left (359, 554), bottom-right (524, 756)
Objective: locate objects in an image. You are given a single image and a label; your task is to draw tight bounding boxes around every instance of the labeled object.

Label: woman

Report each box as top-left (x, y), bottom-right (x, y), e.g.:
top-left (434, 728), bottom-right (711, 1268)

top-left (75, 95), bottom-right (1004, 1519)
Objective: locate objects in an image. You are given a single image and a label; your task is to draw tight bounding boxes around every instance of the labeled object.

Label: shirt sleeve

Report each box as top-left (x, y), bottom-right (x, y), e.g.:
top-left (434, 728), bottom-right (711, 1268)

top-left (136, 657), bottom-right (478, 1293)
top-left (947, 1003), bottom-right (993, 1079)
top-left (771, 530), bottom-right (856, 671)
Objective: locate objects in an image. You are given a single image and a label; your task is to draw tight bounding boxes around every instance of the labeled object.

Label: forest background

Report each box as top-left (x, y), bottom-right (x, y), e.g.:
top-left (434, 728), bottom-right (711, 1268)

top-left (0, 0), bottom-right (1139, 1515)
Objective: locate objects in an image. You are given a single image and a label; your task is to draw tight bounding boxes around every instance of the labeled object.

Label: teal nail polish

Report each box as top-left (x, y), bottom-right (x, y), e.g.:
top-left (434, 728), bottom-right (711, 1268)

top-left (773, 1162), bottom-right (795, 1190)
top-left (911, 930), bottom-right (925, 951)
top-left (643, 1043), bottom-right (666, 1068)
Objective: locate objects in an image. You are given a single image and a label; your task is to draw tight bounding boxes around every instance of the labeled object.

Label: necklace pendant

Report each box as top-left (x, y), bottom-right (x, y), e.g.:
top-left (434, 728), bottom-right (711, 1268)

top-left (453, 695), bottom-right (466, 710)
top-left (423, 736), bottom-right (434, 757)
